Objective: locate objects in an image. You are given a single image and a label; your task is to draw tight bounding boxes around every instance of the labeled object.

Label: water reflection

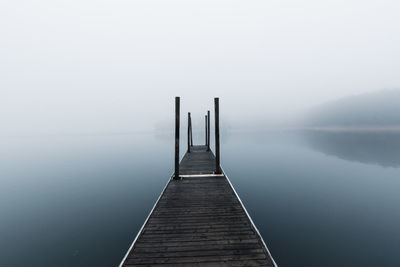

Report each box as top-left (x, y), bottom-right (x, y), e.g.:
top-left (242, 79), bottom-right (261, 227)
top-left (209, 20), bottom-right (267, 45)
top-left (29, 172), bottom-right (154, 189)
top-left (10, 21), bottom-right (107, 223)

top-left (302, 130), bottom-right (400, 167)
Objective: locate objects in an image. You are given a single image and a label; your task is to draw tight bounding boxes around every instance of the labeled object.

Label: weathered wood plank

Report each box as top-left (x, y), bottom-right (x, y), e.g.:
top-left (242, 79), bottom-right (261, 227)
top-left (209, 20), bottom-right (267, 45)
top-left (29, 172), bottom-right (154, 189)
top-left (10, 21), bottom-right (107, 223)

top-left (134, 239), bottom-right (260, 247)
top-left (133, 243), bottom-right (262, 253)
top-left (124, 254), bottom-right (268, 264)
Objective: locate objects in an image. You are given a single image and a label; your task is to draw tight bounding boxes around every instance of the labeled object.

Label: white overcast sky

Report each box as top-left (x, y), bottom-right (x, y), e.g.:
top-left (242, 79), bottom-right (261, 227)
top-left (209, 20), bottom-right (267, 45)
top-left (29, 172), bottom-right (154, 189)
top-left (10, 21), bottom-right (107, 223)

top-left (1, 0), bottom-right (399, 134)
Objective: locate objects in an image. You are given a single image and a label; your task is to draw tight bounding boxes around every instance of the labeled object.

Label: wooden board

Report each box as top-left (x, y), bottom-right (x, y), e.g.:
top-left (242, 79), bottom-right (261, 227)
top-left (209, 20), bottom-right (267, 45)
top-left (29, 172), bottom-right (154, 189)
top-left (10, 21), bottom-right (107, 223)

top-left (120, 146), bottom-right (276, 266)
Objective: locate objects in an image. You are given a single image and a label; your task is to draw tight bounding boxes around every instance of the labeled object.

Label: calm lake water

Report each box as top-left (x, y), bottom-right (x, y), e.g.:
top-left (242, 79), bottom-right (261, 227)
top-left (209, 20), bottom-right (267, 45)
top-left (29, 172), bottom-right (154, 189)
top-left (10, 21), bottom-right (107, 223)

top-left (1, 130), bottom-right (400, 266)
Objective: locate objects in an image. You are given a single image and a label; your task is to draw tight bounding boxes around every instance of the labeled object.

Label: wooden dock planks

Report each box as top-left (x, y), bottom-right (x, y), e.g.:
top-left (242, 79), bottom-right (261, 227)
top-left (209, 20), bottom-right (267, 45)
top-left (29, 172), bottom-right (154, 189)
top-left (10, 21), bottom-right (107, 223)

top-left (120, 146), bottom-right (276, 266)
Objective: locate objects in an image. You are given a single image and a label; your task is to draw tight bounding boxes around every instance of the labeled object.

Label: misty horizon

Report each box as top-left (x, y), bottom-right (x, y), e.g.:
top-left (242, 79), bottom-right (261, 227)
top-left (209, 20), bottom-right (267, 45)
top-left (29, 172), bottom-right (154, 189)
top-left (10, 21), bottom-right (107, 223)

top-left (3, 88), bottom-right (400, 136)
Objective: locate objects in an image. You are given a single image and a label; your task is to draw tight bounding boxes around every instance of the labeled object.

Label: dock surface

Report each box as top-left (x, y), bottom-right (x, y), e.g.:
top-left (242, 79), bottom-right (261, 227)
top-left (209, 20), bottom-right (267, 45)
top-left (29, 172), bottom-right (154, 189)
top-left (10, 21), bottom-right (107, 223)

top-left (120, 146), bottom-right (276, 266)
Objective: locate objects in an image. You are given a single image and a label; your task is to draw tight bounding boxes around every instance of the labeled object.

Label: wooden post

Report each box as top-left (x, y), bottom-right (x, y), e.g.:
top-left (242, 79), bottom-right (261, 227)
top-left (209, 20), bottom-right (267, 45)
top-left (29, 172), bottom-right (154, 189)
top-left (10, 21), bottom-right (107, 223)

top-left (190, 114), bottom-right (193, 147)
top-left (174, 97), bottom-right (180, 179)
top-left (187, 112), bottom-right (191, 153)
top-left (207, 110), bottom-right (210, 151)
top-left (214, 98), bottom-right (221, 174)
top-left (205, 114), bottom-right (207, 146)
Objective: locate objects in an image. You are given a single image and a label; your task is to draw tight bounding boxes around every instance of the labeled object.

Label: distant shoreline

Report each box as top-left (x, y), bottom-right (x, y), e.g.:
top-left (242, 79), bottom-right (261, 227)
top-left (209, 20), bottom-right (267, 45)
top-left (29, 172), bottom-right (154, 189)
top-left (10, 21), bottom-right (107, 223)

top-left (300, 126), bottom-right (400, 132)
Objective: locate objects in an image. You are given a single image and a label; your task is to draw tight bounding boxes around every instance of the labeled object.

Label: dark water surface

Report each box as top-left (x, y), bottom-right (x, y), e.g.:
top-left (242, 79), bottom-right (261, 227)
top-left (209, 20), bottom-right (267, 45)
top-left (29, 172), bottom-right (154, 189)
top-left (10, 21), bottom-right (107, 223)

top-left (1, 131), bottom-right (400, 266)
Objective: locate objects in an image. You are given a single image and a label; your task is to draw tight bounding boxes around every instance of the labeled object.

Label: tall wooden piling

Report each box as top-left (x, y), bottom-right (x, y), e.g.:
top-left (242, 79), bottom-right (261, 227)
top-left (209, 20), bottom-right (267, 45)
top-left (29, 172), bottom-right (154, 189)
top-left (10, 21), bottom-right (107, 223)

top-left (174, 97), bottom-right (180, 179)
top-left (207, 110), bottom-right (210, 151)
top-left (190, 114), bottom-right (193, 147)
top-left (205, 114), bottom-right (208, 146)
top-left (214, 98), bottom-right (221, 174)
top-left (187, 112), bottom-right (191, 153)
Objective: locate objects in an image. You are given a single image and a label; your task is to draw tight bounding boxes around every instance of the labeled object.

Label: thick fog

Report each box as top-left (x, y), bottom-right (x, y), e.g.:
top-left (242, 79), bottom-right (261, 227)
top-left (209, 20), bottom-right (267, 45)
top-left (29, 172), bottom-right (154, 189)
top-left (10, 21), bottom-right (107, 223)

top-left (1, 0), bottom-right (399, 135)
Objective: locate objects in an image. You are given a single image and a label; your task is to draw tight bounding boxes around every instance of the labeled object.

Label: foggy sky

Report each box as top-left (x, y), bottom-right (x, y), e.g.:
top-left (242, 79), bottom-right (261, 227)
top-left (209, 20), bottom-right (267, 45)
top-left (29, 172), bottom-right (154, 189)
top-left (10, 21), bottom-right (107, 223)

top-left (1, 0), bottom-right (399, 135)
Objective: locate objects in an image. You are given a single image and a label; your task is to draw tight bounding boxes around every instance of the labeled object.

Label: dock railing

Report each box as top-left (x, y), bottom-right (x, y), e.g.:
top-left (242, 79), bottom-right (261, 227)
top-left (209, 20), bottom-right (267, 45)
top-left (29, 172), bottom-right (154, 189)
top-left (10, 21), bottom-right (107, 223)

top-left (174, 97), bottom-right (221, 179)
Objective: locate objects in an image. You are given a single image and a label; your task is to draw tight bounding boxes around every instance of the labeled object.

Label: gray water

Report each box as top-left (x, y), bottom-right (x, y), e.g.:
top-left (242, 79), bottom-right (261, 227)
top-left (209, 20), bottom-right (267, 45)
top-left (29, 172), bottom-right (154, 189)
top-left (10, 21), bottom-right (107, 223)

top-left (1, 130), bottom-right (400, 266)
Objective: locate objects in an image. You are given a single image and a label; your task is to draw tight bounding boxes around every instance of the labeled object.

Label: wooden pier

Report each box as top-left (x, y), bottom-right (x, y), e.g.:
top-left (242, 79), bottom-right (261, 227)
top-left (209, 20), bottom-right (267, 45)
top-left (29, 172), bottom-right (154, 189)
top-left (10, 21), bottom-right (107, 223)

top-left (119, 98), bottom-right (277, 266)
